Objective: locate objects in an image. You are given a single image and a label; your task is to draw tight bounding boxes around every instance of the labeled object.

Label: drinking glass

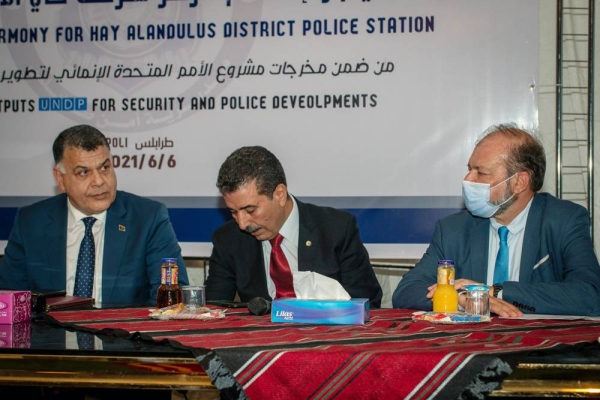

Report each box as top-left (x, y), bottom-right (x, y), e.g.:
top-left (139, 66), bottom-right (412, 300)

top-left (181, 285), bottom-right (206, 312)
top-left (464, 284), bottom-right (490, 318)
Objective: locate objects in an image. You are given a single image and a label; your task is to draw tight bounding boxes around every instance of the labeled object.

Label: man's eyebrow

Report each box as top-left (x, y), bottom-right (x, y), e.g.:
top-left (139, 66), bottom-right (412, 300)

top-left (228, 204), bottom-right (256, 212)
top-left (89, 158), bottom-right (111, 169)
top-left (468, 163), bottom-right (491, 172)
top-left (72, 157), bottom-right (111, 171)
top-left (73, 162), bottom-right (89, 170)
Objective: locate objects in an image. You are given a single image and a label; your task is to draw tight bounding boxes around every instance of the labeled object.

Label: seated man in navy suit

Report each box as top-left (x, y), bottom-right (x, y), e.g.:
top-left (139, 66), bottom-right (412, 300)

top-left (0, 124), bottom-right (188, 306)
top-left (205, 146), bottom-right (382, 307)
top-left (393, 123), bottom-right (600, 317)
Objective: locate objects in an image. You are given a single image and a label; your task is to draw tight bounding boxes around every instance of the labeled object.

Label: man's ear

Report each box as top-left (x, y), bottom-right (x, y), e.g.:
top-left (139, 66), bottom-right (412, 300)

top-left (273, 183), bottom-right (288, 206)
top-left (513, 171), bottom-right (530, 195)
top-left (53, 166), bottom-right (66, 192)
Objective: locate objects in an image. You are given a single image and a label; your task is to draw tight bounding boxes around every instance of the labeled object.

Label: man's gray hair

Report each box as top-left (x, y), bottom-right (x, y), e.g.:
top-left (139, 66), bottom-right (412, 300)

top-left (477, 123), bottom-right (546, 192)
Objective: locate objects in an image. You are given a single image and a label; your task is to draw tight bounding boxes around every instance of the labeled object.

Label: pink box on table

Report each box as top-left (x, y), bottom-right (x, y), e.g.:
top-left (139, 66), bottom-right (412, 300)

top-left (0, 323), bottom-right (31, 348)
top-left (0, 290), bottom-right (31, 324)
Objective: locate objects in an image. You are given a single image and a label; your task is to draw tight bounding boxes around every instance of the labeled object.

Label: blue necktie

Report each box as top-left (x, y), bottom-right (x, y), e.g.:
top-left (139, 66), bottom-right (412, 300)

top-left (493, 226), bottom-right (509, 284)
top-left (73, 217), bottom-right (97, 298)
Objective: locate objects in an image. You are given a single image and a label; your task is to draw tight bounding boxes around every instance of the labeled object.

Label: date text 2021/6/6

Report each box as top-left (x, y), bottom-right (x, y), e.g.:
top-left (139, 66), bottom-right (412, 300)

top-left (112, 154), bottom-right (176, 170)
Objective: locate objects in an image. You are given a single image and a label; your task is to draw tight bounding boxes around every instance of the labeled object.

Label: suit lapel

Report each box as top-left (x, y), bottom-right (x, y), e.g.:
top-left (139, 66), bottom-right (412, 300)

top-left (519, 195), bottom-right (543, 283)
top-left (296, 200), bottom-right (317, 271)
top-left (45, 195), bottom-right (68, 289)
top-left (248, 237), bottom-right (269, 294)
top-left (103, 193), bottom-right (128, 300)
top-left (469, 219), bottom-right (490, 284)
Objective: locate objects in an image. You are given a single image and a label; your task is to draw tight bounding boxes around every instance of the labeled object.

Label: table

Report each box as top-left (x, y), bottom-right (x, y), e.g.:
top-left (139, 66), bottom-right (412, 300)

top-left (0, 319), bottom-right (216, 396)
top-left (30, 307), bottom-right (600, 399)
top-left (493, 345), bottom-right (600, 398)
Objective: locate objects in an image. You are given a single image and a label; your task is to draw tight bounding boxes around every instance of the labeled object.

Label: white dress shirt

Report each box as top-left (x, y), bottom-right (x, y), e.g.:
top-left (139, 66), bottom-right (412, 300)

top-left (261, 195), bottom-right (300, 299)
top-left (65, 199), bottom-right (106, 306)
top-left (486, 197), bottom-right (534, 287)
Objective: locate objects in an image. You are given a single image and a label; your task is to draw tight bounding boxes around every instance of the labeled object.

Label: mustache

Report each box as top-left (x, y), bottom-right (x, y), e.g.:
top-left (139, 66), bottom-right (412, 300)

top-left (245, 225), bottom-right (261, 233)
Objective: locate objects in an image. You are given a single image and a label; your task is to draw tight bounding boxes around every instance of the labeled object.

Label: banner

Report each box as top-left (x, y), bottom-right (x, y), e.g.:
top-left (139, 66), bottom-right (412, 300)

top-left (0, 0), bottom-right (539, 258)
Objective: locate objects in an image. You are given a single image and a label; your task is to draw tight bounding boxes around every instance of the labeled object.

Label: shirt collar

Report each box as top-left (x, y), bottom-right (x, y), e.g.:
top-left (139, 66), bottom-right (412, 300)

top-left (67, 198), bottom-right (107, 229)
top-left (277, 194), bottom-right (299, 244)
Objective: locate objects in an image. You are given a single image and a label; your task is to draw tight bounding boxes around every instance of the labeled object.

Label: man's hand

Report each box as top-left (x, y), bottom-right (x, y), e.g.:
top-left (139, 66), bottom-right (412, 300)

top-left (428, 278), bottom-right (523, 318)
top-left (427, 278), bottom-right (479, 299)
top-left (488, 297), bottom-right (523, 318)
top-left (426, 283), bottom-right (437, 299)
top-left (454, 278), bottom-right (523, 317)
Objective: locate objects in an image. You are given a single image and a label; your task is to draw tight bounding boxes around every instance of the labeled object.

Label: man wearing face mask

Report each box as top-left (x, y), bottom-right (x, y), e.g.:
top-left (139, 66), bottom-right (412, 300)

top-left (392, 123), bottom-right (600, 317)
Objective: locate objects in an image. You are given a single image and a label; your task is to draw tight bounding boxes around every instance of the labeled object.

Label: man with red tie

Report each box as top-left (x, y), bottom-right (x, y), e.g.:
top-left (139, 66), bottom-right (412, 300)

top-left (205, 146), bottom-right (382, 307)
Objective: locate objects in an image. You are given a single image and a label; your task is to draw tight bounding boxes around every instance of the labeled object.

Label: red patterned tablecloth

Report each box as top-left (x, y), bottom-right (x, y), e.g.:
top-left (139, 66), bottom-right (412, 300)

top-left (46, 308), bottom-right (600, 400)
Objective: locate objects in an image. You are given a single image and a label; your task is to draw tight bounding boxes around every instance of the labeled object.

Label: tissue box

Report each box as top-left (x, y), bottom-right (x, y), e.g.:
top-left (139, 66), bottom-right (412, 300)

top-left (0, 323), bottom-right (31, 348)
top-left (272, 298), bottom-right (370, 325)
top-left (0, 290), bottom-right (31, 324)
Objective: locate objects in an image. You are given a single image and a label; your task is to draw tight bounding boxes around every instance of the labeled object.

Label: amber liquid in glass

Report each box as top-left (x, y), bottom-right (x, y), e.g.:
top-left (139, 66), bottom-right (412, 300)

top-left (156, 263), bottom-right (182, 308)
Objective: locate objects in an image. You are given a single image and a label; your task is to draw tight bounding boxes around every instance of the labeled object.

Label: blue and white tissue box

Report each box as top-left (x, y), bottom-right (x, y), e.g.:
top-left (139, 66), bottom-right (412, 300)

top-left (271, 298), bottom-right (370, 325)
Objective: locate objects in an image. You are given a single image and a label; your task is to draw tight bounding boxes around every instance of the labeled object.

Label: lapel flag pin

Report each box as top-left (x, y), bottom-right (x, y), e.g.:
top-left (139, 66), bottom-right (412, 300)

top-left (306, 240), bottom-right (312, 247)
top-left (119, 225), bottom-right (126, 232)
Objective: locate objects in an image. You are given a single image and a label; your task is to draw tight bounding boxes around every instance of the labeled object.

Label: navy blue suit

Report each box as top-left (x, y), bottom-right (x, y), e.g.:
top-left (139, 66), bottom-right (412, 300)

top-left (206, 199), bottom-right (383, 307)
top-left (0, 191), bottom-right (188, 306)
top-left (393, 193), bottom-right (600, 316)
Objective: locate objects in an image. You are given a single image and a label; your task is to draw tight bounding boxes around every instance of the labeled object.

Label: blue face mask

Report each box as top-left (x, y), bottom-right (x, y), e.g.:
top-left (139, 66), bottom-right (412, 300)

top-left (462, 174), bottom-right (517, 218)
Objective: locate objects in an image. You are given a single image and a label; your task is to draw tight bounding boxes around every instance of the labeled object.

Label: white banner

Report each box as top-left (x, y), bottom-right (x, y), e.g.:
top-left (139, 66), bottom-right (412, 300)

top-left (0, 0), bottom-right (539, 257)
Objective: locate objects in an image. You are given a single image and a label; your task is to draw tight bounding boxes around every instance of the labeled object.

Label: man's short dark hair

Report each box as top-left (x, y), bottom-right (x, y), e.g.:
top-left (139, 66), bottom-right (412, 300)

top-left (53, 124), bottom-right (110, 165)
top-left (217, 146), bottom-right (287, 197)
top-left (478, 123), bottom-right (546, 192)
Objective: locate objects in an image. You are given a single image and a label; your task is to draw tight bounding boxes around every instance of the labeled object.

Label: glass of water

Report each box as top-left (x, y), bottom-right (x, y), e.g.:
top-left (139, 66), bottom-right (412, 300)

top-left (181, 285), bottom-right (206, 312)
top-left (464, 284), bottom-right (490, 319)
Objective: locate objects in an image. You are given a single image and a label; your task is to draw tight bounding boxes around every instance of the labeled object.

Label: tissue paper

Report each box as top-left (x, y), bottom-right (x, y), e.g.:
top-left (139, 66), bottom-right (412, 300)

top-left (292, 271), bottom-right (351, 300)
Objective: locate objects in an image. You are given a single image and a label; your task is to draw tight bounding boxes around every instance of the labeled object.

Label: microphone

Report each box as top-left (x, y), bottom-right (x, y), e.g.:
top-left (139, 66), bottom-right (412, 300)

top-left (248, 297), bottom-right (271, 316)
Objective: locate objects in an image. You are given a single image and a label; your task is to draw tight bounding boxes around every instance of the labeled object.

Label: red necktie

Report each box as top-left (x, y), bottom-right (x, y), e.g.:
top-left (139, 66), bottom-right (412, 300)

top-left (269, 233), bottom-right (296, 299)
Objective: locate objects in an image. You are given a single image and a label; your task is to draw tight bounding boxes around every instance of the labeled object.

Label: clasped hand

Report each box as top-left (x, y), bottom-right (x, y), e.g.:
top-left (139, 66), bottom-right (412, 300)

top-left (426, 278), bottom-right (523, 318)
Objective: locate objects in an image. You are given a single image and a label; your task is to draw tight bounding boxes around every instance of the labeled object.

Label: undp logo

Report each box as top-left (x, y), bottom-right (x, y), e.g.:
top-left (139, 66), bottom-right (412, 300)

top-left (39, 97), bottom-right (87, 111)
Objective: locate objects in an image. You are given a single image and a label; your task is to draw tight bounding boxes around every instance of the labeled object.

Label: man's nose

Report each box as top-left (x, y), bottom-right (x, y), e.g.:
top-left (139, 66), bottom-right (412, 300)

top-left (464, 170), bottom-right (476, 182)
top-left (236, 212), bottom-right (250, 230)
top-left (90, 170), bottom-right (105, 186)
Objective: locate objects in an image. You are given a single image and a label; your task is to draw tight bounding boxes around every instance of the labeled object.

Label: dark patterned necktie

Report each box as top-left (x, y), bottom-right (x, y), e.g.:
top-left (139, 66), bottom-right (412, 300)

top-left (269, 233), bottom-right (296, 299)
top-left (73, 217), bottom-right (97, 298)
top-left (493, 226), bottom-right (509, 284)
top-left (76, 332), bottom-right (95, 350)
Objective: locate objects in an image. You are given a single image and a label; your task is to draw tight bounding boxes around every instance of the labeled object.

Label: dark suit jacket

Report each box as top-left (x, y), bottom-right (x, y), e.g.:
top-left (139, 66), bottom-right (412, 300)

top-left (392, 193), bottom-right (600, 315)
top-left (206, 199), bottom-right (383, 307)
top-left (0, 191), bottom-right (188, 306)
